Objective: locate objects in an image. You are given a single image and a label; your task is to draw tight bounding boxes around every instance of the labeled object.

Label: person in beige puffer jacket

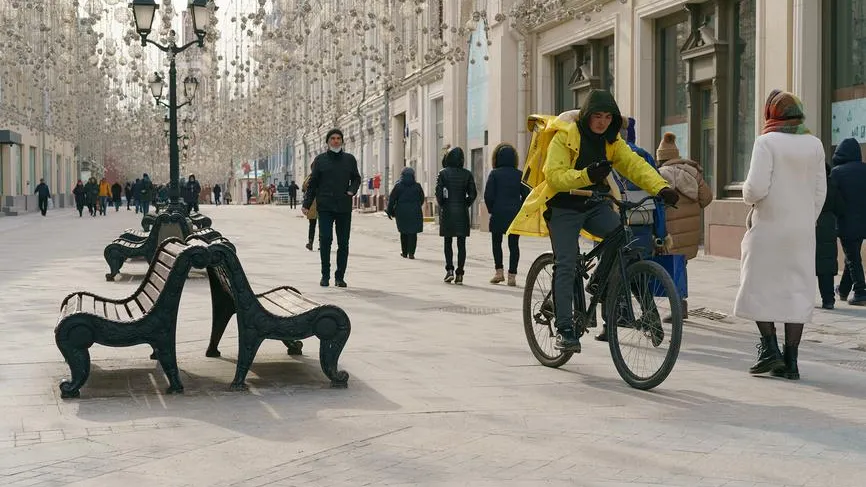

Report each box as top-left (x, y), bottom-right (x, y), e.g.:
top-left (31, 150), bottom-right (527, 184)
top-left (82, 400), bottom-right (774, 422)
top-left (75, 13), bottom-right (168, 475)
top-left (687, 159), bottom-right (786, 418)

top-left (656, 132), bottom-right (714, 317)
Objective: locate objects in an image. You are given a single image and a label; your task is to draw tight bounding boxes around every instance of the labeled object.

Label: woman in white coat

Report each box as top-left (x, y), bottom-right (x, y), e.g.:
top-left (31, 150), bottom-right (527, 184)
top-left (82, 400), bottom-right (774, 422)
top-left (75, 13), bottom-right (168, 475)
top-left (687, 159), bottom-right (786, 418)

top-left (734, 90), bottom-right (826, 380)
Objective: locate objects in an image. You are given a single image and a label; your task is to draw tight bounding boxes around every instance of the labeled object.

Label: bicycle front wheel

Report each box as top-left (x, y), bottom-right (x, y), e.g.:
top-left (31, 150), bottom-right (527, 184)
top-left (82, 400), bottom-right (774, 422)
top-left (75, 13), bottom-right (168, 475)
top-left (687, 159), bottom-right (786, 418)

top-left (605, 259), bottom-right (683, 390)
top-left (523, 252), bottom-right (573, 368)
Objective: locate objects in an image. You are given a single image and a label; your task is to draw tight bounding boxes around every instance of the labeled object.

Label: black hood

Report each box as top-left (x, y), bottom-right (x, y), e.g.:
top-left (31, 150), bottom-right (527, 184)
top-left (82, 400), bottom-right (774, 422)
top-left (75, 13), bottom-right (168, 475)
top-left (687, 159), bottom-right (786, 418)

top-left (578, 89), bottom-right (623, 144)
top-left (833, 138), bottom-right (862, 167)
top-left (442, 147), bottom-right (465, 168)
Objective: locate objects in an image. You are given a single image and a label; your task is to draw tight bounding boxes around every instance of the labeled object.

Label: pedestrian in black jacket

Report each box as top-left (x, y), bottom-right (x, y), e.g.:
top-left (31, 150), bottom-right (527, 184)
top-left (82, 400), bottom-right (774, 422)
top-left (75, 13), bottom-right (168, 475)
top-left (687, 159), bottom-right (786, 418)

top-left (830, 137), bottom-right (866, 305)
top-left (484, 143), bottom-right (529, 286)
top-left (387, 167), bottom-right (425, 258)
top-left (34, 178), bottom-right (51, 216)
top-left (185, 175), bottom-right (202, 213)
top-left (816, 161), bottom-right (844, 309)
top-left (213, 183), bottom-right (222, 205)
top-left (124, 182), bottom-right (133, 210)
top-left (287, 180), bottom-right (300, 209)
top-left (84, 177), bottom-right (99, 216)
top-left (436, 147), bottom-right (478, 284)
top-left (302, 128), bottom-right (362, 287)
top-left (73, 180), bottom-right (86, 217)
top-left (111, 182), bottom-right (122, 211)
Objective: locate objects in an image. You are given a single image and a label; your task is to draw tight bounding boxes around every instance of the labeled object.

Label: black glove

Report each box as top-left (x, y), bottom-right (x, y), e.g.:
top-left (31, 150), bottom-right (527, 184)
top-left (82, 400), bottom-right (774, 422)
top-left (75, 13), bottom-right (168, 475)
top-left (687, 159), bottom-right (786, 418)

top-left (658, 187), bottom-right (680, 207)
top-left (586, 160), bottom-right (612, 184)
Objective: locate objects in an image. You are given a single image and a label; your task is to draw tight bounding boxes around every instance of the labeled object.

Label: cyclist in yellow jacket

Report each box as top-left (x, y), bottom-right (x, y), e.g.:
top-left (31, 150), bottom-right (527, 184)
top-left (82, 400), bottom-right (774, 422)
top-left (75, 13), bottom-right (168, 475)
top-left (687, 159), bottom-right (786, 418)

top-left (509, 89), bottom-right (679, 352)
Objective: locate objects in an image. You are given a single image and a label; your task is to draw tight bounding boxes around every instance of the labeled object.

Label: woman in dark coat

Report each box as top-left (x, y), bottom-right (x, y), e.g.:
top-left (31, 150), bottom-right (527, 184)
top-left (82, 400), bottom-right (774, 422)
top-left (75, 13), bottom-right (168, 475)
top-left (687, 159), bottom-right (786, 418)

top-left (817, 162), bottom-right (844, 309)
top-left (484, 143), bottom-right (529, 286)
top-left (84, 177), bottom-right (99, 217)
top-left (72, 180), bottom-right (86, 217)
top-left (435, 147), bottom-right (478, 284)
top-left (387, 167), bottom-right (425, 259)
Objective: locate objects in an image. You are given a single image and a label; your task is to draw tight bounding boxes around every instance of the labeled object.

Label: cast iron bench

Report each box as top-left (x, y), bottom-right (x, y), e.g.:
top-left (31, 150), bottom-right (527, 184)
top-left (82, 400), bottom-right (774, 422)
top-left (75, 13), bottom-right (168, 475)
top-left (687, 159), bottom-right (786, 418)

top-left (105, 211), bottom-right (198, 281)
top-left (55, 238), bottom-right (211, 399)
top-left (118, 228), bottom-right (149, 243)
top-left (142, 210), bottom-right (211, 232)
top-left (202, 242), bottom-right (351, 390)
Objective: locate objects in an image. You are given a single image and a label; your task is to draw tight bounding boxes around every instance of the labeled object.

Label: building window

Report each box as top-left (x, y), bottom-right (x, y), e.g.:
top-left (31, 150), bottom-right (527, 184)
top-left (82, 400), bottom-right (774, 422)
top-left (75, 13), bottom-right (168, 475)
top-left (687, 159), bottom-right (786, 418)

top-left (28, 147), bottom-right (36, 191)
top-left (830, 0), bottom-right (866, 147)
top-left (43, 150), bottom-right (52, 189)
top-left (731, 0), bottom-right (757, 183)
top-left (657, 15), bottom-right (690, 157)
top-left (602, 39), bottom-right (615, 95)
top-left (554, 50), bottom-right (576, 113)
top-left (434, 97), bottom-right (444, 158)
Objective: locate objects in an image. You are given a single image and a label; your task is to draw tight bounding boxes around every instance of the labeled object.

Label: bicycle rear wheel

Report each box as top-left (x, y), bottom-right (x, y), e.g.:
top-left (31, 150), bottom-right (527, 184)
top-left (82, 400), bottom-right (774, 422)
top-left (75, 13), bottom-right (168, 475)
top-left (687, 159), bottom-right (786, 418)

top-left (605, 259), bottom-right (683, 390)
top-left (523, 252), bottom-right (573, 368)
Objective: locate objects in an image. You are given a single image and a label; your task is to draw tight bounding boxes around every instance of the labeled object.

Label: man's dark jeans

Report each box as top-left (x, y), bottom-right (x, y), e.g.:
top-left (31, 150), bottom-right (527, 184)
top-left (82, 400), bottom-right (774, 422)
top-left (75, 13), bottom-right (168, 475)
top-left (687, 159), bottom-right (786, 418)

top-left (548, 205), bottom-right (620, 333)
top-left (38, 197), bottom-right (48, 216)
top-left (318, 210), bottom-right (352, 280)
top-left (444, 236), bottom-right (467, 274)
top-left (839, 237), bottom-right (866, 297)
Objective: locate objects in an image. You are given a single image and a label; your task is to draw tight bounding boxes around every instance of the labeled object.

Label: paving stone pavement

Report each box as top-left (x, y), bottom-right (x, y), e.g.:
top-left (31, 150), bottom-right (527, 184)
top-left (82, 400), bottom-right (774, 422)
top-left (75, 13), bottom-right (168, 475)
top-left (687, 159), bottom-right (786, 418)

top-left (1, 204), bottom-right (865, 487)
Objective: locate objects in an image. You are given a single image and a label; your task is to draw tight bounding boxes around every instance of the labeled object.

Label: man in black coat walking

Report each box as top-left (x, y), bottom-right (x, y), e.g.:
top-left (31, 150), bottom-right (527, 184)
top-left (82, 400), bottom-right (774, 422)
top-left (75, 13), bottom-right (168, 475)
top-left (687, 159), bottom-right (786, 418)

top-left (34, 178), bottom-right (51, 216)
top-left (830, 137), bottom-right (866, 305)
top-left (287, 180), bottom-right (300, 209)
top-left (302, 128), bottom-right (362, 287)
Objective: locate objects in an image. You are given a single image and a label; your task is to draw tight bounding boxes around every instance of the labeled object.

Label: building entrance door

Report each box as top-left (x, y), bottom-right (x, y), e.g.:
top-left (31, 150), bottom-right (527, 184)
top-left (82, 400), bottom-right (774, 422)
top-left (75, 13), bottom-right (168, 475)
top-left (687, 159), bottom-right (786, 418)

top-left (696, 83), bottom-right (716, 245)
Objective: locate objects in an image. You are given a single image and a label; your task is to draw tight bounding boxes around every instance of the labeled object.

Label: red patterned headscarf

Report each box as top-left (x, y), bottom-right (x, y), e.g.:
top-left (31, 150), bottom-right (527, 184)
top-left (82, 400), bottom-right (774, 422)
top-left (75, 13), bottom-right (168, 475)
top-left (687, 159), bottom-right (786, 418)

top-left (761, 89), bottom-right (810, 135)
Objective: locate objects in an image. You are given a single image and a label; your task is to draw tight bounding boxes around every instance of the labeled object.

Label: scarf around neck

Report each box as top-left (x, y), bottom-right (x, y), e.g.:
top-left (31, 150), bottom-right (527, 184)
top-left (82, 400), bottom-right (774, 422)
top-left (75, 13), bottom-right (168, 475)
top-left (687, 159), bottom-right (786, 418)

top-left (761, 89), bottom-right (810, 135)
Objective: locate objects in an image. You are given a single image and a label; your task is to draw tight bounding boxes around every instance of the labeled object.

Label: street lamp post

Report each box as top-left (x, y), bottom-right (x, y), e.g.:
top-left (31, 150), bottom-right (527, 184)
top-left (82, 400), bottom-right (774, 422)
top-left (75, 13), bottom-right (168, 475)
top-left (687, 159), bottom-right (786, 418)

top-left (130, 0), bottom-right (210, 213)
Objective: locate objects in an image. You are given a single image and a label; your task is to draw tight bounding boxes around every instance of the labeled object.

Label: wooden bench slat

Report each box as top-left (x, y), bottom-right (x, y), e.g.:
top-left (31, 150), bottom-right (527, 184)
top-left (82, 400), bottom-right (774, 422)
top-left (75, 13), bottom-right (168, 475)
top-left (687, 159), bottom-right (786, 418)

top-left (148, 270), bottom-right (168, 292)
top-left (142, 282), bottom-right (161, 305)
top-left (137, 294), bottom-right (154, 314)
top-left (272, 289), bottom-right (317, 312)
top-left (80, 294), bottom-right (95, 315)
top-left (268, 293), bottom-right (307, 316)
top-left (158, 252), bottom-right (177, 268)
top-left (152, 261), bottom-right (172, 282)
top-left (126, 301), bottom-right (144, 320)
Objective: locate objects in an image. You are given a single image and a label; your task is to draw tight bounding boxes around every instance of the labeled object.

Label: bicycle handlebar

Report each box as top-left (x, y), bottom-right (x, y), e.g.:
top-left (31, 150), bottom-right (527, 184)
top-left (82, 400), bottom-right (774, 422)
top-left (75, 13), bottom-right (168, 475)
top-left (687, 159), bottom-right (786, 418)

top-left (568, 188), bottom-right (666, 212)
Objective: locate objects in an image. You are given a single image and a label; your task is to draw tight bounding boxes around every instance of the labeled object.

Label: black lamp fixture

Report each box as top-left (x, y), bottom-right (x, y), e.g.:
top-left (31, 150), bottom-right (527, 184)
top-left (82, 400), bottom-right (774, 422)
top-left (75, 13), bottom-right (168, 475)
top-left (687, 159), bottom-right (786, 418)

top-left (130, 0), bottom-right (158, 45)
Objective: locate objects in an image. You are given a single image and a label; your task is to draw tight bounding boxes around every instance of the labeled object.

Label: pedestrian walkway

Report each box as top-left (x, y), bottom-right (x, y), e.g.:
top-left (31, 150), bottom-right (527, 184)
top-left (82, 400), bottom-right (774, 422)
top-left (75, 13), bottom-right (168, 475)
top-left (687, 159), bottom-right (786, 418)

top-left (0, 205), bottom-right (865, 487)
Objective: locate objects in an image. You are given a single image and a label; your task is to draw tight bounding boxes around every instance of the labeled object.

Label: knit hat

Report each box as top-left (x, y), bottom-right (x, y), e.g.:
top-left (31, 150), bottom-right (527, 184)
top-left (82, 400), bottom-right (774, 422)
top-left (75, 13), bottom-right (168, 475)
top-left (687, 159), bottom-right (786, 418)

top-left (325, 128), bottom-right (344, 144)
top-left (656, 132), bottom-right (680, 161)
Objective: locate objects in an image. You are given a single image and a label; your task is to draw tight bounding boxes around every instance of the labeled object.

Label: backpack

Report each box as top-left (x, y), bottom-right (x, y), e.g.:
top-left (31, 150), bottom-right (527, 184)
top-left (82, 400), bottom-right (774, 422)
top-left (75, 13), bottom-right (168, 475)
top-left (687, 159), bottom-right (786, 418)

top-left (520, 114), bottom-right (557, 190)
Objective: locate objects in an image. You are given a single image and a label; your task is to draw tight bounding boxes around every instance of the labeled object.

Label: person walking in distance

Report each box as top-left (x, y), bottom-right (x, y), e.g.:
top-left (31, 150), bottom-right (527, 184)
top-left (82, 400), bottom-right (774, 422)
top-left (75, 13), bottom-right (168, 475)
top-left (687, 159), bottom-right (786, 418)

top-left (98, 177), bottom-right (111, 216)
top-left (387, 166), bottom-right (425, 259)
top-left (85, 177), bottom-right (99, 216)
top-left (302, 166), bottom-right (318, 251)
top-left (185, 174), bottom-right (202, 213)
top-left (816, 158), bottom-right (844, 309)
top-left (734, 89), bottom-right (827, 380)
top-left (111, 181), bottom-right (123, 211)
top-left (124, 181), bottom-right (133, 210)
top-left (830, 137), bottom-right (866, 306)
top-left (436, 147), bottom-right (478, 284)
top-left (34, 178), bottom-right (51, 216)
top-left (287, 179), bottom-right (300, 209)
top-left (302, 128), bottom-right (362, 288)
top-left (213, 183), bottom-right (222, 206)
top-left (484, 143), bottom-right (529, 286)
top-left (139, 173), bottom-right (154, 216)
top-left (73, 180), bottom-right (86, 217)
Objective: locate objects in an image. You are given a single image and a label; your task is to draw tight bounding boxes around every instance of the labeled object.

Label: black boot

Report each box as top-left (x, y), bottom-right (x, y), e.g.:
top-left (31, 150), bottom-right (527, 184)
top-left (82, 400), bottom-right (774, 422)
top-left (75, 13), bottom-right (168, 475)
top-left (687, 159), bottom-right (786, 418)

top-left (749, 335), bottom-right (785, 374)
top-left (772, 346), bottom-right (800, 380)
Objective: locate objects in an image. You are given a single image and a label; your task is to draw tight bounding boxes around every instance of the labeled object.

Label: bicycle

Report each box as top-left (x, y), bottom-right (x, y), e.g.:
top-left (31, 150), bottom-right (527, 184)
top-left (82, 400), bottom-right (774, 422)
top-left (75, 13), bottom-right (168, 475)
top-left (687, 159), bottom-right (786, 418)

top-left (522, 188), bottom-right (683, 390)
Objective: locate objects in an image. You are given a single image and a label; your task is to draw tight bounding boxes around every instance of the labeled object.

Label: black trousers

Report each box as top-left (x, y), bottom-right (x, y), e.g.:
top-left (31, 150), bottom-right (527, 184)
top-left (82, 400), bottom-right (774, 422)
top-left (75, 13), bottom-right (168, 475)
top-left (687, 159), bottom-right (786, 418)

top-left (187, 201), bottom-right (199, 214)
top-left (318, 211), bottom-right (351, 280)
top-left (290, 194), bottom-right (298, 208)
top-left (38, 197), bottom-right (48, 216)
top-left (492, 232), bottom-right (520, 274)
top-left (400, 233), bottom-right (418, 256)
top-left (308, 218), bottom-right (317, 242)
top-left (818, 273), bottom-right (835, 304)
top-left (839, 237), bottom-right (865, 296)
top-left (444, 236), bottom-right (467, 274)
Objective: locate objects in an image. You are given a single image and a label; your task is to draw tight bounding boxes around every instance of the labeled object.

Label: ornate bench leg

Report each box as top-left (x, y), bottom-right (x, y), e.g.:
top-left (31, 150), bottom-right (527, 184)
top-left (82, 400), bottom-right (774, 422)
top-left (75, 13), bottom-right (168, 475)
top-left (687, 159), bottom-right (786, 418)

top-left (230, 334), bottom-right (264, 391)
top-left (282, 340), bottom-right (303, 356)
top-left (152, 339), bottom-right (184, 394)
top-left (316, 317), bottom-right (350, 388)
top-left (104, 248), bottom-right (125, 281)
top-left (56, 325), bottom-right (94, 399)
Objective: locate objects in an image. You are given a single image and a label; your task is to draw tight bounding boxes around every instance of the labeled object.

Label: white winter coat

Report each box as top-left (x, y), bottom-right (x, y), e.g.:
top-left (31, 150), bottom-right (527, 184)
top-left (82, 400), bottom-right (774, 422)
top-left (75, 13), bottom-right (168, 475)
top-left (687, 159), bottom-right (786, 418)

top-left (733, 132), bottom-right (827, 323)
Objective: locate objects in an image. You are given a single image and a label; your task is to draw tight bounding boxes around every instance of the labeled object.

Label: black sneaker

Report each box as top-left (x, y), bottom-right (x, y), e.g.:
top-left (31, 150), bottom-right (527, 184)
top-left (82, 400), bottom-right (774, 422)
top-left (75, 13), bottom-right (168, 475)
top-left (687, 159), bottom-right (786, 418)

top-left (455, 274), bottom-right (464, 285)
top-left (849, 294), bottom-right (866, 306)
top-left (595, 327), bottom-right (608, 342)
top-left (305, 241), bottom-right (313, 251)
top-left (836, 285), bottom-right (849, 301)
top-left (554, 329), bottom-right (581, 352)
top-left (320, 278), bottom-right (329, 287)
top-left (444, 271), bottom-right (455, 283)
top-left (335, 279), bottom-right (347, 288)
